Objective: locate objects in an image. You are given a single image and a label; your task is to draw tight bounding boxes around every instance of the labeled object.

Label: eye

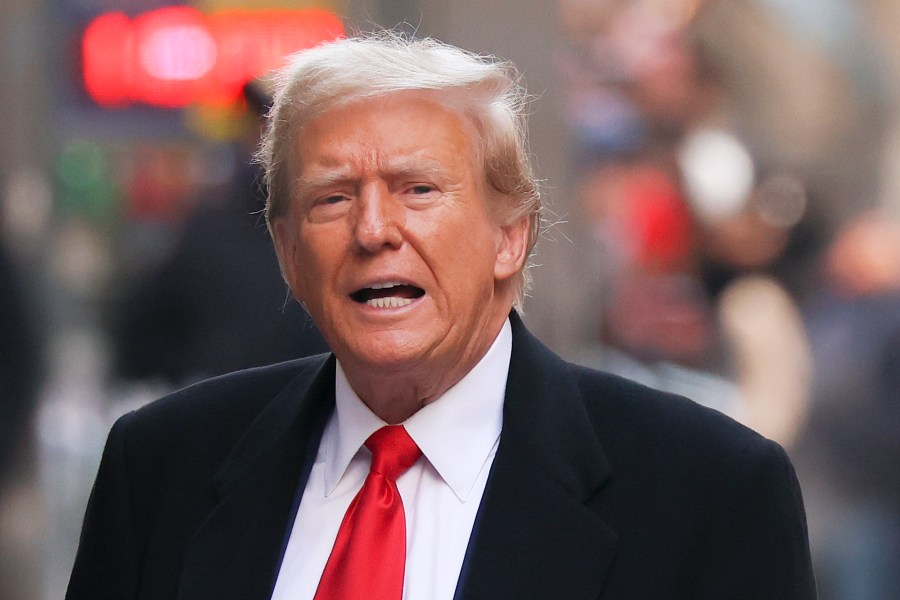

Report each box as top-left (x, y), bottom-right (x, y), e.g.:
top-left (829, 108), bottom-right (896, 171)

top-left (399, 182), bottom-right (441, 209)
top-left (409, 184), bottom-right (434, 195)
top-left (304, 191), bottom-right (352, 223)
top-left (322, 194), bottom-right (348, 205)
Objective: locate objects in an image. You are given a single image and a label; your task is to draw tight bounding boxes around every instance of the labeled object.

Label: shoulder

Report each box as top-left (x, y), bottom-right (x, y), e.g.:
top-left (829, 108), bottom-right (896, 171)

top-left (110, 354), bottom-right (329, 468)
top-left (567, 361), bottom-right (790, 482)
top-left (511, 314), bottom-right (782, 472)
top-left (567, 361), bottom-right (810, 555)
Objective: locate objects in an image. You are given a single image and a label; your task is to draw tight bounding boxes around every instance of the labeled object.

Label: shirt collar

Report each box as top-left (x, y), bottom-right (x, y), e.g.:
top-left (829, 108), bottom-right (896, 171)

top-left (323, 319), bottom-right (511, 502)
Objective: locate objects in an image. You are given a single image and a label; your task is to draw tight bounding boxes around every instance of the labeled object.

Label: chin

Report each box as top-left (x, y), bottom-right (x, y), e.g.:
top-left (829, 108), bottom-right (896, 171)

top-left (337, 330), bottom-right (435, 369)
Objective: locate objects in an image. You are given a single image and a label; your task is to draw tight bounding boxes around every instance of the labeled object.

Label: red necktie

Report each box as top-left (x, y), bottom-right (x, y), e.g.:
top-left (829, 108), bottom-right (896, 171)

top-left (314, 425), bottom-right (422, 600)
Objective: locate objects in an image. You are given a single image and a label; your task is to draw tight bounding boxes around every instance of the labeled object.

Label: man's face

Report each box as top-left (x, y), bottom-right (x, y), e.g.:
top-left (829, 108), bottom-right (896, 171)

top-left (274, 92), bottom-right (527, 388)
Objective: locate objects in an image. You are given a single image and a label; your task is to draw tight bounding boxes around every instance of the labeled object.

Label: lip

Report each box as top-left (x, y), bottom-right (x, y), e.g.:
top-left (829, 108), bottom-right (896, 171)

top-left (346, 275), bottom-right (427, 311)
top-left (349, 276), bottom-right (422, 293)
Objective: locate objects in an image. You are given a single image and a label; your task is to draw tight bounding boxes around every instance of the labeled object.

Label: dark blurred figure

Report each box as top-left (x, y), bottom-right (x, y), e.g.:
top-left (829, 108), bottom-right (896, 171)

top-left (110, 82), bottom-right (328, 387)
top-left (0, 233), bottom-right (41, 487)
top-left (799, 212), bottom-right (900, 600)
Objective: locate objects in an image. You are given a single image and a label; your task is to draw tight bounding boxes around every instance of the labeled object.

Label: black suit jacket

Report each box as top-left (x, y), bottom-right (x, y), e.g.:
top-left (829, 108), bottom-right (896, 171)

top-left (67, 314), bottom-right (816, 599)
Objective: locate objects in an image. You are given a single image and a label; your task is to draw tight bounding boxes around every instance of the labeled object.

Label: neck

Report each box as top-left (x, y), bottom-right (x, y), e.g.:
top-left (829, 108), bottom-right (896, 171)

top-left (341, 315), bottom-right (509, 424)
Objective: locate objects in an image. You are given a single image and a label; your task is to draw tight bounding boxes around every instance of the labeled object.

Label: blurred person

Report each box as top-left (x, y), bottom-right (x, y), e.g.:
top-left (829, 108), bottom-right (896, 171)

top-left (575, 157), bottom-right (744, 417)
top-left (556, 0), bottom-right (818, 449)
top-left (690, 166), bottom-right (815, 450)
top-left (798, 212), bottom-right (900, 600)
top-left (68, 33), bottom-right (815, 599)
top-left (109, 81), bottom-right (328, 388)
top-left (576, 139), bottom-right (814, 450)
top-left (0, 234), bottom-right (41, 486)
top-left (0, 224), bottom-right (43, 600)
top-left (556, 0), bottom-right (720, 161)
top-left (558, 2), bottom-right (761, 425)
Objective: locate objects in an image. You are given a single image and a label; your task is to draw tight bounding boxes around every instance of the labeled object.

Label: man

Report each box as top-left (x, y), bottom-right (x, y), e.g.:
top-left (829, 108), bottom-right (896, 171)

top-left (68, 33), bottom-right (816, 599)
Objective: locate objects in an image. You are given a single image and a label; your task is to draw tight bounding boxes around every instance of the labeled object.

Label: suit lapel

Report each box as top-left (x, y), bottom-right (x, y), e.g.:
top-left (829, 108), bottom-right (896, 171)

top-left (178, 356), bottom-right (336, 600)
top-left (455, 314), bottom-right (618, 600)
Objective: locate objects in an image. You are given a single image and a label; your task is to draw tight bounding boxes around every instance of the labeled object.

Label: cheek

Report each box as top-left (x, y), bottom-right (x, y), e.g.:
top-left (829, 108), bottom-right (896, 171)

top-left (293, 248), bottom-right (323, 300)
top-left (293, 230), bottom-right (347, 302)
top-left (274, 227), bottom-right (302, 296)
top-left (447, 229), bottom-right (503, 292)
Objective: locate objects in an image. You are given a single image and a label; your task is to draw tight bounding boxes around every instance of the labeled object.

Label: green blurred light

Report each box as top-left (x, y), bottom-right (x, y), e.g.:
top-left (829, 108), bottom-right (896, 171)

top-left (56, 141), bottom-right (120, 222)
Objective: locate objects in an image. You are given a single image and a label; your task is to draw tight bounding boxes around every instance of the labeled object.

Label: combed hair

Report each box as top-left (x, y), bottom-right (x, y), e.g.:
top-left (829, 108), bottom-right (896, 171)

top-left (259, 31), bottom-right (542, 310)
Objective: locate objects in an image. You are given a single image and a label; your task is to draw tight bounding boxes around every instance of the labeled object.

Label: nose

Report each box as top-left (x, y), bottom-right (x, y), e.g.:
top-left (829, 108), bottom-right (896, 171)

top-left (351, 182), bottom-right (403, 253)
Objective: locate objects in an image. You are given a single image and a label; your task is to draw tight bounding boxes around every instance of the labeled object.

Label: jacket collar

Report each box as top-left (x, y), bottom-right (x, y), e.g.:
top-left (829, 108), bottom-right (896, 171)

top-left (454, 312), bottom-right (618, 600)
top-left (178, 355), bottom-right (335, 600)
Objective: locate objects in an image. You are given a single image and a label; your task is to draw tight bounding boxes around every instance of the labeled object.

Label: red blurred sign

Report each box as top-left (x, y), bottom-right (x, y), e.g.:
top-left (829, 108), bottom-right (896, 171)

top-left (82, 6), bottom-right (344, 108)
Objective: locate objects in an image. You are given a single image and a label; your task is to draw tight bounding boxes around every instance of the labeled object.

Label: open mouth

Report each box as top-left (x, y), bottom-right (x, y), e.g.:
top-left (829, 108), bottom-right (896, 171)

top-left (350, 282), bottom-right (425, 308)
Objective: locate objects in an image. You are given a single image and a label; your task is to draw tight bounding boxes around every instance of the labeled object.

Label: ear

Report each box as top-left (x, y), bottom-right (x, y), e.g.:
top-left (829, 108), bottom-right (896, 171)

top-left (272, 219), bottom-right (303, 302)
top-left (494, 214), bottom-right (530, 282)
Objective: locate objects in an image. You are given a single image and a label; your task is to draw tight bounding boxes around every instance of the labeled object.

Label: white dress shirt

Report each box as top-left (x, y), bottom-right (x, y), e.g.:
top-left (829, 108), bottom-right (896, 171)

top-left (270, 319), bottom-right (511, 600)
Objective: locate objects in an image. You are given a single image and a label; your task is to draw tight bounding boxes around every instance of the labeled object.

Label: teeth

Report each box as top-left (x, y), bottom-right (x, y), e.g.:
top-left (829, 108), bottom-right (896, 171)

top-left (369, 282), bottom-right (403, 290)
top-left (367, 297), bottom-right (413, 309)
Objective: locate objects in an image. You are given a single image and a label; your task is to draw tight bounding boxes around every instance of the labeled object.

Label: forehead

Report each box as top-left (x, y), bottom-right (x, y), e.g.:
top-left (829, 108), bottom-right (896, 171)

top-left (293, 91), bottom-right (482, 178)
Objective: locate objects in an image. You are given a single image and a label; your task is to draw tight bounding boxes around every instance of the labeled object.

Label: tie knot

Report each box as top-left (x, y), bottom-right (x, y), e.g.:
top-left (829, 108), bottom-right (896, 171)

top-left (364, 426), bottom-right (421, 481)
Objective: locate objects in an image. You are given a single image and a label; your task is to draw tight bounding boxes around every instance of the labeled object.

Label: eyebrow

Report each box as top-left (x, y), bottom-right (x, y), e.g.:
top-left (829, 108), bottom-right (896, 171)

top-left (297, 155), bottom-right (451, 191)
top-left (296, 169), bottom-right (355, 191)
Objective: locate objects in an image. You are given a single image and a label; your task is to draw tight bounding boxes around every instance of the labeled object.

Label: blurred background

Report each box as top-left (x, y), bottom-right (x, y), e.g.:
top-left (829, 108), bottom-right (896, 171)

top-left (1, 0), bottom-right (899, 598)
